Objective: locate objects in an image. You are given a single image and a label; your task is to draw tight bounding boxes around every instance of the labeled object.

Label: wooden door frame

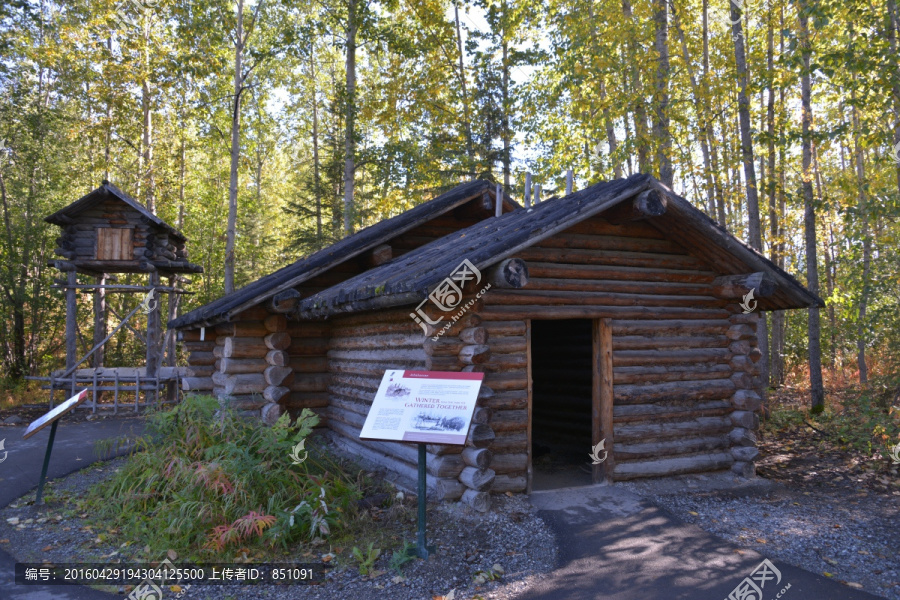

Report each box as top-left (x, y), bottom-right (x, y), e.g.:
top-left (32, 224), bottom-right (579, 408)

top-left (592, 318), bottom-right (615, 483)
top-left (525, 319), bottom-right (533, 494)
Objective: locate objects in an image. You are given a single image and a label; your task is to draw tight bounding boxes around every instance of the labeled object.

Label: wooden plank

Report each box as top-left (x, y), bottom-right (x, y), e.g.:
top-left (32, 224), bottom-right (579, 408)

top-left (596, 318), bottom-right (615, 482)
top-left (525, 319), bottom-right (533, 494)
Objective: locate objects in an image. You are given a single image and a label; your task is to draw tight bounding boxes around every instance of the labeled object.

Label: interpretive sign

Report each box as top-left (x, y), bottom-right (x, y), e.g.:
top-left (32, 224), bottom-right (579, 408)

top-left (360, 370), bottom-right (483, 445)
top-left (23, 389), bottom-right (88, 440)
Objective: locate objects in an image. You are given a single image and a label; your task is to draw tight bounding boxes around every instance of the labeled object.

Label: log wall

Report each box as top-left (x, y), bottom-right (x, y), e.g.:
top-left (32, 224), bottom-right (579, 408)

top-left (478, 215), bottom-right (763, 484)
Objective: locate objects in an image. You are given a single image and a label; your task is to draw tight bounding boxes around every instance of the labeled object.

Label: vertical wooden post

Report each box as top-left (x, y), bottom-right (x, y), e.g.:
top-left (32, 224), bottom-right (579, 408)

top-left (495, 183), bottom-right (502, 217)
top-left (165, 275), bottom-right (179, 403)
top-left (92, 274), bottom-right (107, 368)
top-left (524, 172), bottom-right (532, 207)
top-left (566, 169), bottom-right (574, 195)
top-left (525, 319), bottom-right (534, 494)
top-left (65, 271), bottom-right (77, 372)
top-left (146, 272), bottom-right (161, 404)
top-left (592, 318), bottom-right (615, 483)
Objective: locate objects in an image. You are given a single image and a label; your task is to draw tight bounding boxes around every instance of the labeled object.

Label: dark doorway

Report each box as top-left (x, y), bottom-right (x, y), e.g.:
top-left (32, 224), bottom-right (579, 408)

top-left (530, 319), bottom-right (594, 490)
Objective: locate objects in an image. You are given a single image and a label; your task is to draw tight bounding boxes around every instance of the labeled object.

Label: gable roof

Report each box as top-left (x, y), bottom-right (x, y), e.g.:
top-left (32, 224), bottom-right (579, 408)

top-left (170, 180), bottom-right (515, 329)
top-left (45, 181), bottom-right (186, 241)
top-left (297, 174), bottom-right (823, 318)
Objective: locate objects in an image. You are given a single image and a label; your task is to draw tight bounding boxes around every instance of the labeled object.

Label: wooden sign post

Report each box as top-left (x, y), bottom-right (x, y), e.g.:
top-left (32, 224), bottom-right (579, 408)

top-left (360, 370), bottom-right (484, 559)
top-left (23, 389), bottom-right (89, 506)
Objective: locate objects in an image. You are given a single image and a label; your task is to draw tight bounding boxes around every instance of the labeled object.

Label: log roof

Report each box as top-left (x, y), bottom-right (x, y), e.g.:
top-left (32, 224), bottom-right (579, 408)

top-left (297, 174), bottom-right (824, 318)
top-left (45, 181), bottom-right (187, 241)
top-left (170, 180), bottom-right (513, 329)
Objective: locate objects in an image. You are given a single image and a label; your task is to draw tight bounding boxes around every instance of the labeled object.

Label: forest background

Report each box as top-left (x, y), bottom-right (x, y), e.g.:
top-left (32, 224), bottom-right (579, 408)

top-left (1, 0), bottom-right (899, 409)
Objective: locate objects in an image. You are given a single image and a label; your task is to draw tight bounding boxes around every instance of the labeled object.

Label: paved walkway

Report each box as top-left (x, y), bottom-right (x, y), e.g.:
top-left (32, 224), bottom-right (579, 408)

top-left (520, 484), bottom-right (883, 600)
top-left (0, 418), bottom-right (144, 599)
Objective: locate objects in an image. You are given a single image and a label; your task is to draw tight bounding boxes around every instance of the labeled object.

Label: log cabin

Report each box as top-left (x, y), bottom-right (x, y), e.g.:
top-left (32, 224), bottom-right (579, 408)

top-left (170, 174), bottom-right (823, 511)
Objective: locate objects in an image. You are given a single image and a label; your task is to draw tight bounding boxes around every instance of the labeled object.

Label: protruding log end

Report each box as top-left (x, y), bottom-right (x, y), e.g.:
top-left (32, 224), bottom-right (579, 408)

top-left (712, 272), bottom-right (778, 299)
top-left (268, 288), bottom-right (301, 313)
top-left (604, 189), bottom-right (668, 224)
top-left (461, 489), bottom-right (491, 512)
top-left (486, 258), bottom-right (529, 289)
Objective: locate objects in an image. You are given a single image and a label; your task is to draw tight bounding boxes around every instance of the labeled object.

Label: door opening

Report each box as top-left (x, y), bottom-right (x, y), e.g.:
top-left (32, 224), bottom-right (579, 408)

top-left (530, 319), bottom-right (594, 490)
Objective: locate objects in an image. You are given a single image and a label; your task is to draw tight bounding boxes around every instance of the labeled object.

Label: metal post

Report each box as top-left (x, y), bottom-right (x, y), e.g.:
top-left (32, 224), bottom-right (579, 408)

top-left (35, 420), bottom-right (59, 506)
top-left (566, 169), bottom-right (574, 195)
top-left (524, 172), bottom-right (532, 207)
top-left (408, 443), bottom-right (435, 559)
top-left (495, 183), bottom-right (502, 218)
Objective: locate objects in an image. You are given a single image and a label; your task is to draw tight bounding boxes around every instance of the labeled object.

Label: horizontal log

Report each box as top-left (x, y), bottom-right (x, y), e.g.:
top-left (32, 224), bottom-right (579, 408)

top-left (212, 372), bottom-right (228, 387)
top-left (283, 392), bottom-right (329, 409)
top-left (612, 452), bottom-right (733, 480)
top-left (486, 336), bottom-right (527, 354)
top-left (467, 423), bottom-right (495, 448)
top-left (729, 313), bottom-right (760, 325)
top-left (611, 319), bottom-right (731, 335)
top-left (462, 447), bottom-right (493, 469)
top-left (481, 320), bottom-right (526, 336)
top-left (732, 389), bottom-right (762, 411)
top-left (613, 348), bottom-right (731, 367)
top-left (220, 357), bottom-right (268, 374)
top-left (613, 364), bottom-right (732, 385)
top-left (286, 322), bottom-right (331, 337)
top-left (490, 474), bottom-right (526, 493)
top-left (711, 272), bottom-right (777, 299)
top-left (186, 365), bottom-right (215, 378)
top-left (488, 289), bottom-right (721, 308)
top-left (263, 385), bottom-right (290, 403)
top-left (288, 356), bottom-right (329, 373)
top-left (265, 365), bottom-right (293, 387)
top-left (364, 243), bottom-right (393, 267)
top-left (612, 400), bottom-right (732, 423)
top-left (472, 406), bottom-right (492, 424)
top-left (288, 374), bottom-right (330, 393)
top-left (481, 353), bottom-right (528, 372)
top-left (614, 379), bottom-right (736, 405)
top-left (265, 332), bottom-right (291, 351)
top-left (459, 326), bottom-right (488, 344)
top-left (517, 247), bottom-right (699, 270)
top-left (261, 402), bottom-right (285, 425)
top-left (483, 371), bottom-right (528, 391)
top-left (489, 452), bottom-right (527, 475)
top-left (235, 306), bottom-right (269, 321)
top-left (179, 329), bottom-right (210, 342)
top-left (461, 489), bottom-right (490, 512)
top-left (266, 350), bottom-right (289, 367)
top-left (425, 356), bottom-right (462, 371)
top-left (224, 373), bottom-right (266, 396)
top-left (224, 337), bottom-right (267, 358)
top-left (288, 338), bottom-right (330, 356)
top-left (614, 436), bottom-right (729, 460)
top-left (726, 324), bottom-right (755, 340)
top-left (459, 344), bottom-right (491, 365)
top-left (482, 305), bottom-right (731, 321)
top-left (219, 395), bottom-right (267, 411)
top-left (526, 277), bottom-right (711, 296)
top-left (331, 332), bottom-right (425, 351)
top-left (525, 262), bottom-right (715, 283)
top-left (482, 390), bottom-right (528, 411)
top-left (488, 431), bottom-right (527, 453)
top-left (434, 477), bottom-right (466, 501)
top-left (327, 348), bottom-right (424, 362)
top-left (613, 335), bottom-right (726, 351)
top-left (264, 314), bottom-right (288, 332)
top-left (215, 321), bottom-right (268, 337)
top-left (615, 416), bottom-right (732, 443)
top-left (430, 454), bottom-right (465, 478)
top-left (188, 351), bottom-right (216, 366)
top-left (489, 409), bottom-right (528, 432)
top-left (459, 467), bottom-right (496, 491)
top-left (182, 377), bottom-right (213, 391)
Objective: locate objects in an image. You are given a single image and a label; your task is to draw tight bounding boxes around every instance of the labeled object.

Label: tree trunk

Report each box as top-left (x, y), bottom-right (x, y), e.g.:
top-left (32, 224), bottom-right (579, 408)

top-left (455, 3), bottom-right (475, 178)
top-left (622, 0), bottom-right (650, 172)
top-left (343, 0), bottom-right (358, 236)
top-left (653, 0), bottom-right (673, 186)
top-left (850, 83), bottom-right (871, 384)
top-left (224, 0), bottom-right (245, 294)
top-left (766, 7), bottom-right (784, 386)
top-left (310, 44), bottom-right (323, 241)
top-left (798, 0), bottom-right (825, 412)
top-left (887, 0), bottom-right (900, 196)
top-left (731, 4), bottom-right (768, 388)
top-left (501, 9), bottom-right (511, 189)
top-left (142, 77), bottom-right (154, 213)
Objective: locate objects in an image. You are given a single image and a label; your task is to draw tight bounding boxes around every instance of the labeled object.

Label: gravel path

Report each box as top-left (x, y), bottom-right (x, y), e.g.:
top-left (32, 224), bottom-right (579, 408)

top-left (622, 474), bottom-right (900, 600)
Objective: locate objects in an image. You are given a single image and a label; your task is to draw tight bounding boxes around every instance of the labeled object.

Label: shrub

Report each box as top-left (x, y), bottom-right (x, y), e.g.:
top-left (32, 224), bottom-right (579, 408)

top-left (84, 395), bottom-right (359, 559)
